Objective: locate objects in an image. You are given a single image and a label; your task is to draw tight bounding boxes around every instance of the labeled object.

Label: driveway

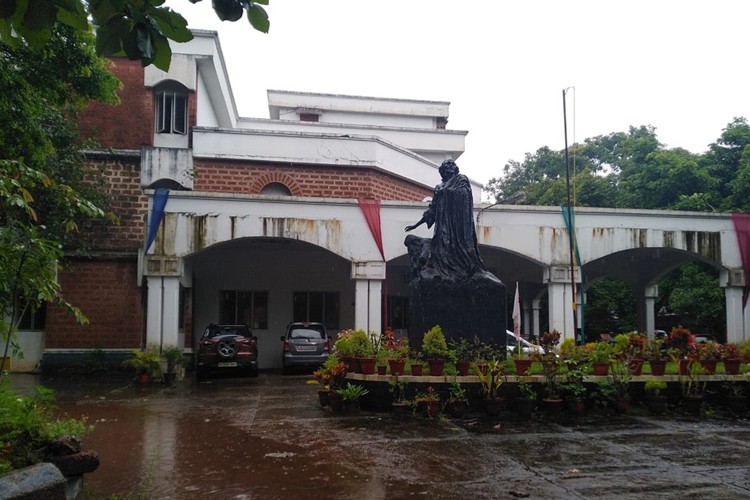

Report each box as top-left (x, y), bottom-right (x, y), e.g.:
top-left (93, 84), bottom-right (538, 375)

top-left (17, 372), bottom-right (750, 499)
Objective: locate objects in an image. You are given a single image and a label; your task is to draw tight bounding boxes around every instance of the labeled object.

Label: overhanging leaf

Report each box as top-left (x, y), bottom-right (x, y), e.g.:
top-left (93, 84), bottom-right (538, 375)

top-left (247, 3), bottom-right (268, 33)
top-left (0, 0), bottom-right (17, 19)
top-left (212, 0), bottom-right (243, 22)
top-left (23, 0), bottom-right (57, 31)
top-left (150, 6), bottom-right (192, 42)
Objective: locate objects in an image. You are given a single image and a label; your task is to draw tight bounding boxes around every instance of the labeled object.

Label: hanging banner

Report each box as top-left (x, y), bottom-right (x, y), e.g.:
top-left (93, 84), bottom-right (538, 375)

top-left (732, 213), bottom-right (750, 307)
top-left (358, 199), bottom-right (387, 329)
top-left (146, 188), bottom-right (170, 253)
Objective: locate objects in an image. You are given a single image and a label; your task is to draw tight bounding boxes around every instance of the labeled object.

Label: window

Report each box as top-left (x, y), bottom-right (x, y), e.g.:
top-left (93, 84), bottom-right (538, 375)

top-left (386, 295), bottom-right (409, 330)
top-left (219, 291), bottom-right (268, 329)
top-left (260, 182), bottom-right (292, 196)
top-left (293, 292), bottom-right (339, 331)
top-left (16, 302), bottom-right (46, 331)
top-left (436, 116), bottom-right (448, 130)
top-left (299, 113), bottom-right (319, 122)
top-left (156, 90), bottom-right (188, 134)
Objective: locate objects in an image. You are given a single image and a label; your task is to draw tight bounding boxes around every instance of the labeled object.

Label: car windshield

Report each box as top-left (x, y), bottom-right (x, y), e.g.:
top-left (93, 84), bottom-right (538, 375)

top-left (205, 326), bottom-right (250, 338)
top-left (289, 327), bottom-right (325, 339)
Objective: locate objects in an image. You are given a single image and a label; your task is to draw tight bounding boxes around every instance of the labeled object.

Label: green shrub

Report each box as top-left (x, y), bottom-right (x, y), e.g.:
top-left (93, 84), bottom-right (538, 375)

top-left (422, 325), bottom-right (449, 359)
top-left (0, 379), bottom-right (92, 473)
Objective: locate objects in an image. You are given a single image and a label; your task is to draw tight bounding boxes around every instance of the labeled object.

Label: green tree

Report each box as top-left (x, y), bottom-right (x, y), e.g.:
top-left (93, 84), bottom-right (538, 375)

top-left (703, 117), bottom-right (750, 205)
top-left (0, 0), bottom-right (270, 71)
top-left (0, 25), bottom-right (119, 369)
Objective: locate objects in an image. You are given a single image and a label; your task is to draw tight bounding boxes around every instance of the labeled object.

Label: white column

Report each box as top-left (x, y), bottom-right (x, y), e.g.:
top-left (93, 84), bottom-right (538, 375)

top-left (146, 276), bottom-right (163, 348)
top-left (547, 282), bottom-right (571, 340)
top-left (644, 285), bottom-right (658, 336)
top-left (532, 299), bottom-right (542, 339)
top-left (725, 286), bottom-right (746, 343)
top-left (146, 276), bottom-right (181, 348)
top-left (352, 261), bottom-right (386, 333)
top-left (544, 265), bottom-right (579, 342)
top-left (353, 280), bottom-right (383, 333)
top-left (522, 303), bottom-right (531, 339)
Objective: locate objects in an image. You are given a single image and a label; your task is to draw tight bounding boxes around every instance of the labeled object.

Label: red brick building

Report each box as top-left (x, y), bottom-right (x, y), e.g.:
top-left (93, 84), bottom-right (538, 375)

top-left (28, 30), bottom-right (472, 371)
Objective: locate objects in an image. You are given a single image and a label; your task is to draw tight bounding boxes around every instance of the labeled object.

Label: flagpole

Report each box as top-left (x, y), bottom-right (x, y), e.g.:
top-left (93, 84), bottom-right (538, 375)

top-left (563, 87), bottom-right (580, 345)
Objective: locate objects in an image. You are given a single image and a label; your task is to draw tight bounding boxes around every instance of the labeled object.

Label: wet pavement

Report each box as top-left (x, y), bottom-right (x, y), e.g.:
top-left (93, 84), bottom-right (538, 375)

top-left (13, 372), bottom-right (750, 499)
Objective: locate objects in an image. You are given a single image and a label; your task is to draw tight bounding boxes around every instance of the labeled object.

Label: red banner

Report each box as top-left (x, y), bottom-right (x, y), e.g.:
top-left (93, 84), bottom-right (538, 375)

top-left (358, 199), bottom-right (387, 330)
top-left (732, 213), bottom-right (750, 308)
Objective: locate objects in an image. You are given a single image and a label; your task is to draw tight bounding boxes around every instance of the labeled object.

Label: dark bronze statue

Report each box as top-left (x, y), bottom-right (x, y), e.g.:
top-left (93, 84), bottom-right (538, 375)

top-left (404, 159), bottom-right (506, 346)
top-left (405, 159), bottom-right (488, 280)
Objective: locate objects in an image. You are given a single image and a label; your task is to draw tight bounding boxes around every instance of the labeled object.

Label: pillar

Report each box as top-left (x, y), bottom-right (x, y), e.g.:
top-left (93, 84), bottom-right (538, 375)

top-left (532, 299), bottom-right (542, 339)
top-left (522, 302), bottom-right (531, 339)
top-left (351, 261), bottom-right (385, 334)
top-left (544, 265), bottom-right (580, 342)
top-left (722, 269), bottom-right (747, 343)
top-left (642, 285), bottom-right (658, 336)
top-left (146, 276), bottom-right (181, 348)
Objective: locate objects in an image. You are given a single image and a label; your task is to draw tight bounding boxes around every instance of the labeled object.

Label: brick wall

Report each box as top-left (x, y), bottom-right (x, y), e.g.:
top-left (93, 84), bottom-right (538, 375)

top-left (79, 59), bottom-right (153, 149)
top-left (87, 156), bottom-right (148, 251)
top-left (196, 161), bottom-right (433, 201)
top-left (46, 260), bottom-right (143, 349)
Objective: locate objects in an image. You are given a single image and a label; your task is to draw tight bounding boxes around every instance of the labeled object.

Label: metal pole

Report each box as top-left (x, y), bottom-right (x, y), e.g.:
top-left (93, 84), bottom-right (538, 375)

top-left (562, 88), bottom-right (580, 344)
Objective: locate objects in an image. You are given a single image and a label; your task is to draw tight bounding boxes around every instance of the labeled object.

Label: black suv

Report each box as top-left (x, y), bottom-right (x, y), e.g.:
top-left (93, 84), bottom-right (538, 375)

top-left (196, 324), bottom-right (259, 379)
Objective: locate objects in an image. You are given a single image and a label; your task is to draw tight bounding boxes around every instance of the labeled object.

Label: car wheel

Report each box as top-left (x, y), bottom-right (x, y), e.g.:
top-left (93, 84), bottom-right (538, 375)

top-left (216, 339), bottom-right (238, 358)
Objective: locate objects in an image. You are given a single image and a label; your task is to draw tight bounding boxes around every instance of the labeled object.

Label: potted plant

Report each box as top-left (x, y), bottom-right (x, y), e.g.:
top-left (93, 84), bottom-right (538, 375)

top-left (444, 378), bottom-right (469, 418)
top-left (696, 341), bottom-right (721, 374)
top-left (673, 352), bottom-right (706, 416)
top-left (122, 348), bottom-right (161, 384)
top-left (161, 346), bottom-right (187, 385)
top-left (722, 342), bottom-right (742, 375)
top-left (449, 337), bottom-right (472, 376)
top-left (644, 336), bottom-right (668, 375)
top-left (414, 386), bottom-right (440, 418)
top-left (621, 332), bottom-right (646, 374)
top-left (388, 378), bottom-right (412, 415)
top-left (476, 356), bottom-right (505, 416)
top-left (533, 330), bottom-right (563, 412)
top-left (408, 350), bottom-right (425, 376)
top-left (644, 379), bottom-right (668, 415)
top-left (722, 381), bottom-right (747, 413)
top-left (514, 377), bottom-right (537, 417)
top-left (335, 382), bottom-right (369, 414)
top-left (608, 358), bottom-right (632, 413)
top-left (333, 329), bottom-right (357, 371)
top-left (383, 328), bottom-right (409, 375)
top-left (667, 325), bottom-right (692, 358)
top-left (559, 338), bottom-right (586, 372)
top-left (511, 340), bottom-right (533, 375)
top-left (559, 367), bottom-right (587, 414)
top-left (422, 325), bottom-right (449, 376)
top-left (351, 329), bottom-right (376, 374)
top-left (588, 341), bottom-right (613, 376)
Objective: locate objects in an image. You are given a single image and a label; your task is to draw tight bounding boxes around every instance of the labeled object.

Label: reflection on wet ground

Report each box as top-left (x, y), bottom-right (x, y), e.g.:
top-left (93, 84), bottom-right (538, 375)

top-left (13, 372), bottom-right (750, 499)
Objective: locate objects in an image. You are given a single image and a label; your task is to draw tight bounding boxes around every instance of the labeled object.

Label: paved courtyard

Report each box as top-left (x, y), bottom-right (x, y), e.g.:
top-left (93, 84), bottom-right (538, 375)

top-left (14, 372), bottom-right (750, 499)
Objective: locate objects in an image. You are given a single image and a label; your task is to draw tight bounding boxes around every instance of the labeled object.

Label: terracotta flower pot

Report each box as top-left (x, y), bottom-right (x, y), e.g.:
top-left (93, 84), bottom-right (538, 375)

top-left (724, 358), bottom-right (742, 375)
top-left (649, 359), bottom-right (667, 376)
top-left (456, 360), bottom-right (471, 376)
top-left (388, 359), bottom-right (406, 375)
top-left (699, 359), bottom-right (717, 374)
top-left (427, 358), bottom-right (446, 376)
top-left (359, 357), bottom-right (376, 375)
top-left (592, 362), bottom-right (610, 376)
top-left (628, 358), bottom-right (644, 376)
top-left (514, 359), bottom-right (532, 375)
top-left (377, 365), bottom-right (387, 376)
top-left (410, 363), bottom-right (424, 376)
top-left (679, 359), bottom-right (691, 375)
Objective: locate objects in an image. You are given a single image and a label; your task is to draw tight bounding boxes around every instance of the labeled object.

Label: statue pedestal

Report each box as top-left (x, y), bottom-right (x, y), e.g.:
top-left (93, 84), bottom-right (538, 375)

top-left (408, 272), bottom-right (507, 348)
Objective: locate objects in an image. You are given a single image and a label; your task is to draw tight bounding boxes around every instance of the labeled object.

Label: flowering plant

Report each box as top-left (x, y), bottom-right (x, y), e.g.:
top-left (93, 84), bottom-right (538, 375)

top-left (722, 342), bottom-right (741, 360)
top-left (696, 341), bottom-right (722, 361)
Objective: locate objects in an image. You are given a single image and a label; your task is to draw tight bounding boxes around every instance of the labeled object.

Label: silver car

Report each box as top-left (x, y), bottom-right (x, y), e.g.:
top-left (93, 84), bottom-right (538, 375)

top-left (280, 322), bottom-right (331, 374)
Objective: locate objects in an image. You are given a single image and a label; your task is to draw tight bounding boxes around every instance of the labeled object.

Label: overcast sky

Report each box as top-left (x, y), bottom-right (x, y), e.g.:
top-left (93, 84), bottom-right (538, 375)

top-left (167, 0), bottom-right (750, 193)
